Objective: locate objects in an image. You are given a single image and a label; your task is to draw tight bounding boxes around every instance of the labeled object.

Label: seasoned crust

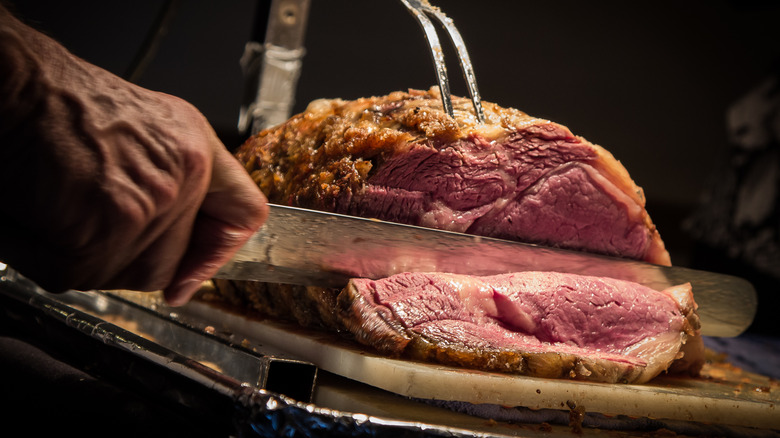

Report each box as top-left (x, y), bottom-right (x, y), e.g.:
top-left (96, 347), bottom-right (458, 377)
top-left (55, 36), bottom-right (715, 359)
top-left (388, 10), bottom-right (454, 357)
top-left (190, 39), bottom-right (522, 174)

top-left (236, 87), bottom-right (542, 208)
top-left (235, 87), bottom-right (669, 265)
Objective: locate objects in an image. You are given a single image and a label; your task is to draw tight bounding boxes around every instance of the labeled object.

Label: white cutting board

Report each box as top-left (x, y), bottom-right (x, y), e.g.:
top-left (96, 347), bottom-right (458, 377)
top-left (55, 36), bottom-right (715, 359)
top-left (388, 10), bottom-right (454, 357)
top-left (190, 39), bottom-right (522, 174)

top-left (181, 300), bottom-right (778, 431)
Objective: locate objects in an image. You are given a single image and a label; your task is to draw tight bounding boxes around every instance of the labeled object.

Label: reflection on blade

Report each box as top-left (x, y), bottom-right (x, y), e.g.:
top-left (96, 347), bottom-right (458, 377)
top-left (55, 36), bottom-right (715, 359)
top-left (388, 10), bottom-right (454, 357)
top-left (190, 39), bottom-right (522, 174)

top-left (215, 204), bottom-right (757, 337)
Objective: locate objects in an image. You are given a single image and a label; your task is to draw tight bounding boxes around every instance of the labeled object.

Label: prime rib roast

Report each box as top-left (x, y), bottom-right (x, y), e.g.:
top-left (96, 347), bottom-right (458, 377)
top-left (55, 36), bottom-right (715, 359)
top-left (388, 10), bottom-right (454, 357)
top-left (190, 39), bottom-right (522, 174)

top-left (209, 87), bottom-right (703, 383)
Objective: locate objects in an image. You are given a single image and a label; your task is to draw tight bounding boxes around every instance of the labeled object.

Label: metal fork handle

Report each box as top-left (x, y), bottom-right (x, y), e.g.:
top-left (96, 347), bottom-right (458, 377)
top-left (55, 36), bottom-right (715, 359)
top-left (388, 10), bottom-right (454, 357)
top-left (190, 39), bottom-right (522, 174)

top-left (400, 0), bottom-right (486, 123)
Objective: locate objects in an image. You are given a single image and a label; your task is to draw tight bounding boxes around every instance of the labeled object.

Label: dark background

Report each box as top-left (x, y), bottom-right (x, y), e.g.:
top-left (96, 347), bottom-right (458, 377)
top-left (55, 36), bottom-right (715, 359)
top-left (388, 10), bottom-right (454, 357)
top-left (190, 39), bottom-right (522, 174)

top-left (2, 6), bottom-right (779, 431)
top-left (6, 0), bottom-right (780, 329)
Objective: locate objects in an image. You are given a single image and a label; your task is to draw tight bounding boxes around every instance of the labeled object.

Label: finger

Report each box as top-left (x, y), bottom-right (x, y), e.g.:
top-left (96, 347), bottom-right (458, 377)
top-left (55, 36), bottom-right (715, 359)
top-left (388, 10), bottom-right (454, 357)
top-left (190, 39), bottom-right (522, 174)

top-left (163, 143), bottom-right (268, 306)
top-left (162, 214), bottom-right (255, 305)
top-left (97, 204), bottom-right (198, 292)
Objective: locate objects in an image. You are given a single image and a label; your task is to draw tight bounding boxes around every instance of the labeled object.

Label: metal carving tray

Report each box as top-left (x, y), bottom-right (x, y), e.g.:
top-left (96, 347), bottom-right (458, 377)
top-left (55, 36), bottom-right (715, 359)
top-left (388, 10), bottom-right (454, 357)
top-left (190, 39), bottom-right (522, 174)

top-left (0, 265), bottom-right (500, 437)
top-left (2, 264), bottom-right (777, 437)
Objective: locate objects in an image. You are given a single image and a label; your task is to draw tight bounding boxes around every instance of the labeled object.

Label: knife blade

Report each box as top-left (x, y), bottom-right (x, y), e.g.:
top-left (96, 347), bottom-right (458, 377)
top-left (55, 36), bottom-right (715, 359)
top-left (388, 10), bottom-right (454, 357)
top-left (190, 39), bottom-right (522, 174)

top-left (214, 204), bottom-right (757, 337)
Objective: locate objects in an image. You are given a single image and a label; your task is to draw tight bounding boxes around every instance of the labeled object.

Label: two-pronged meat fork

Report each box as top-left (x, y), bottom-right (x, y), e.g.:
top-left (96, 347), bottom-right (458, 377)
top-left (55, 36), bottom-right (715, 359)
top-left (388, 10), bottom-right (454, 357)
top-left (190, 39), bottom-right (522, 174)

top-left (400, 0), bottom-right (486, 123)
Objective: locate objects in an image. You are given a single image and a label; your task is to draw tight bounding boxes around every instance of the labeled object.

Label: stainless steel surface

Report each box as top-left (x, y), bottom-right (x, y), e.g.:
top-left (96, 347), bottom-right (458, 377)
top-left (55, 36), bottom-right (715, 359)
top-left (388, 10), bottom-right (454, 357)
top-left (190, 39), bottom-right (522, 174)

top-left (0, 266), bottom-right (531, 437)
top-left (0, 265), bottom-right (317, 403)
top-left (238, 0), bottom-right (310, 135)
top-left (215, 204), bottom-right (757, 338)
top-left (400, 0), bottom-right (486, 122)
top-left (264, 0), bottom-right (310, 50)
top-left (2, 266), bottom-right (774, 436)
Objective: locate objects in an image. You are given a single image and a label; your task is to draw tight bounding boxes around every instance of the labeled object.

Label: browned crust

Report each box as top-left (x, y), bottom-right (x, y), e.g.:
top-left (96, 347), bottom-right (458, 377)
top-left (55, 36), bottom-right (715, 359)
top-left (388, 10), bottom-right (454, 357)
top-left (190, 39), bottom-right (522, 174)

top-left (236, 87), bottom-right (669, 265)
top-left (236, 88), bottom-right (543, 207)
top-left (211, 279), bottom-right (343, 331)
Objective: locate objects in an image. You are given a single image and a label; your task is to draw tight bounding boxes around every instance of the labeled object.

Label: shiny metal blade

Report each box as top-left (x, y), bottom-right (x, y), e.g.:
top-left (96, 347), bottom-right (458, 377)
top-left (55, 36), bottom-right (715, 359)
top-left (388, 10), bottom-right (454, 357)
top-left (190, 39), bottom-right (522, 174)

top-left (215, 204), bottom-right (757, 337)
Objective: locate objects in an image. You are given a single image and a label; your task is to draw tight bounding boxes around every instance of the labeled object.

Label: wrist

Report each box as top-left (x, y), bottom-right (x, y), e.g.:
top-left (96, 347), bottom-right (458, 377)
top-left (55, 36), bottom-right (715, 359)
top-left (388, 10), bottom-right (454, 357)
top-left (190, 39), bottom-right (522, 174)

top-left (0, 5), bottom-right (93, 136)
top-left (0, 8), bottom-right (51, 136)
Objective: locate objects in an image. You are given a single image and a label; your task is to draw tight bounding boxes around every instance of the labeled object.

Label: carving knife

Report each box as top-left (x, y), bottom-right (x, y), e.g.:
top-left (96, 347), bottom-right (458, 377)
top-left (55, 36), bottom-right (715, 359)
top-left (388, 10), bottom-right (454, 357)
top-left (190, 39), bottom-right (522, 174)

top-left (214, 204), bottom-right (757, 337)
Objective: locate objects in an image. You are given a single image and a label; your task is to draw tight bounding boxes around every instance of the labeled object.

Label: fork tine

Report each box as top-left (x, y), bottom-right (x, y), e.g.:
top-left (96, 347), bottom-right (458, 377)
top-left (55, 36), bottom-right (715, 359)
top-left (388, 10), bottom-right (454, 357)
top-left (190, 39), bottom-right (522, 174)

top-left (400, 0), bottom-right (486, 123)
top-left (400, 0), bottom-right (454, 118)
top-left (422, 2), bottom-right (486, 123)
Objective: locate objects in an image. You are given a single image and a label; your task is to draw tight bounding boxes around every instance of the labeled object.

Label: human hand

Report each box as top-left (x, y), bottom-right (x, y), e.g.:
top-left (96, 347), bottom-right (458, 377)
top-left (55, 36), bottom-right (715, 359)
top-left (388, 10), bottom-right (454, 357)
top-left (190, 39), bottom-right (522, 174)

top-left (0, 7), bottom-right (268, 305)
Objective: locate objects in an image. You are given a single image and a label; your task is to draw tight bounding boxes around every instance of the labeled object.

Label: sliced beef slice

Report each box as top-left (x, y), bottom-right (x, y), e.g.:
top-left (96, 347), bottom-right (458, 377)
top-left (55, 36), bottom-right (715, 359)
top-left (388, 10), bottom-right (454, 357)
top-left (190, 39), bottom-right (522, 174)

top-left (338, 272), bottom-right (703, 384)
